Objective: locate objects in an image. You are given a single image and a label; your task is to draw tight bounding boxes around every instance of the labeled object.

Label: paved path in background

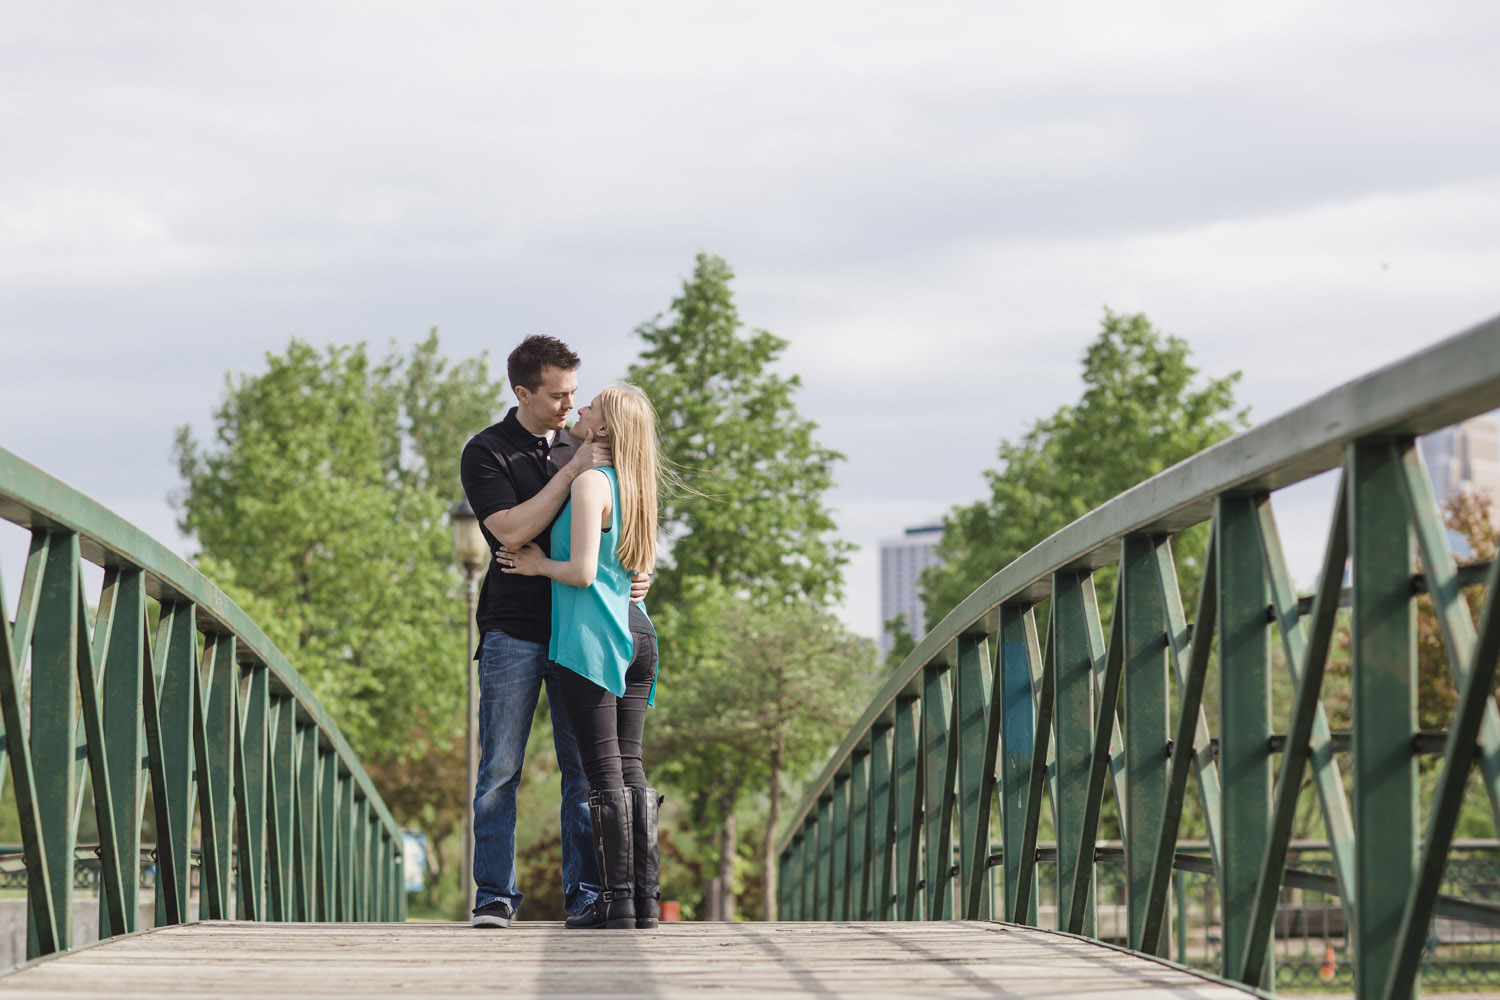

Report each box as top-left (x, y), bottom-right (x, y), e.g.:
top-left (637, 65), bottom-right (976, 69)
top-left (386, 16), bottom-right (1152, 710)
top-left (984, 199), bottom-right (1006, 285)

top-left (0, 920), bottom-right (1263, 999)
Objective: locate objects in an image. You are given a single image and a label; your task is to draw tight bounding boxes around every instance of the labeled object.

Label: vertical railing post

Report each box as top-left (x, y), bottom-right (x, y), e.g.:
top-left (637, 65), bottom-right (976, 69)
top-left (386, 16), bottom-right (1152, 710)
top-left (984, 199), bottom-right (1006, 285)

top-left (921, 659), bottom-right (956, 920)
top-left (1348, 442), bottom-right (1417, 1000)
top-left (1052, 571), bottom-right (1096, 936)
top-left (343, 773), bottom-right (358, 919)
top-left (954, 630), bottom-right (993, 920)
top-left (799, 817), bottom-right (817, 921)
top-left (237, 666), bottom-right (270, 920)
top-left (294, 723), bottom-right (319, 919)
top-left (266, 696), bottom-right (296, 921)
top-left (1216, 496), bottom-right (1273, 984)
top-left (200, 633), bottom-right (237, 919)
top-left (150, 599), bottom-right (198, 928)
top-left (100, 567), bottom-right (146, 937)
top-left (317, 746), bottom-right (338, 920)
top-left (0, 534), bottom-right (59, 957)
top-left (778, 838), bottom-right (796, 920)
top-left (848, 750), bottom-right (871, 920)
top-left (891, 696), bottom-right (922, 920)
top-left (813, 794), bottom-right (833, 920)
top-left (998, 604), bottom-right (1039, 925)
top-left (1122, 536), bottom-right (1169, 953)
top-left (30, 531), bottom-right (78, 954)
top-left (830, 773), bottom-right (850, 920)
top-left (868, 725), bottom-right (895, 921)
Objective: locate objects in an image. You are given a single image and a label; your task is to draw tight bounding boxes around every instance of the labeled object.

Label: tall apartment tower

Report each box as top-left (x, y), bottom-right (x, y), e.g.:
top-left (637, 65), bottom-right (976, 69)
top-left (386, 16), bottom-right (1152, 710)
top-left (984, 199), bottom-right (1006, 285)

top-left (878, 524), bottom-right (943, 656)
top-left (1419, 415), bottom-right (1500, 527)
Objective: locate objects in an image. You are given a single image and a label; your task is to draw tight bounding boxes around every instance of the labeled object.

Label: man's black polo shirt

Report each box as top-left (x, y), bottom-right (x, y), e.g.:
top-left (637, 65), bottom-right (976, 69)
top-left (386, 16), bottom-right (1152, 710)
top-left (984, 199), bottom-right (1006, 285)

top-left (460, 408), bottom-right (579, 644)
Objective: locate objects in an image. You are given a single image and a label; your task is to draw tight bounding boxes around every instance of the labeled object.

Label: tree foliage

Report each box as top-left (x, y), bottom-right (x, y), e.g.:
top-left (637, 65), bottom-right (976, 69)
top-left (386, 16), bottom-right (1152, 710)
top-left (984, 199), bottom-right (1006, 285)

top-left (173, 331), bottom-right (506, 763)
top-left (921, 310), bottom-right (1247, 625)
top-left (650, 578), bottom-right (876, 919)
top-left (625, 254), bottom-right (868, 919)
top-left (627, 252), bottom-right (851, 608)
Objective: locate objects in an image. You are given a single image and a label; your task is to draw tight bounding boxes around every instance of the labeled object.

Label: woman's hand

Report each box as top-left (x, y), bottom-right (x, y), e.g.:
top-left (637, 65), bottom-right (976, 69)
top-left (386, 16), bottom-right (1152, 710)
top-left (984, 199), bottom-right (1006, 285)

top-left (496, 543), bottom-right (544, 576)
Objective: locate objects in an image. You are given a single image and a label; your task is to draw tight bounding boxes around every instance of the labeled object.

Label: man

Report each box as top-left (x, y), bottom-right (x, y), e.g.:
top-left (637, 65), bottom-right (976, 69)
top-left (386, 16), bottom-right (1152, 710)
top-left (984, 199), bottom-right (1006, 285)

top-left (459, 335), bottom-right (650, 928)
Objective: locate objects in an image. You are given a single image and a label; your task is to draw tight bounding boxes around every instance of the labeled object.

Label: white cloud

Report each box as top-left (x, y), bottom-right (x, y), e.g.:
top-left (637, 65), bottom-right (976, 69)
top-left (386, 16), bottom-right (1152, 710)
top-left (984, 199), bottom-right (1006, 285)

top-left (3, 0), bottom-right (1499, 640)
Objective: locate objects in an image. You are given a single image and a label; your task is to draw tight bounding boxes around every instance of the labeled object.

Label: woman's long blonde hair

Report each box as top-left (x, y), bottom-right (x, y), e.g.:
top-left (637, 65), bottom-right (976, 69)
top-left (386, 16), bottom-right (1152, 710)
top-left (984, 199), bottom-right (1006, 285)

top-left (596, 382), bottom-right (659, 575)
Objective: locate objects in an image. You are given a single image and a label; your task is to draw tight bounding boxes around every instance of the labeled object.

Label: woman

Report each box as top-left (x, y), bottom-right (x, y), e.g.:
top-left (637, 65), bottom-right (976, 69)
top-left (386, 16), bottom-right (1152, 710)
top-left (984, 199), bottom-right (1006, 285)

top-left (498, 382), bottom-right (662, 930)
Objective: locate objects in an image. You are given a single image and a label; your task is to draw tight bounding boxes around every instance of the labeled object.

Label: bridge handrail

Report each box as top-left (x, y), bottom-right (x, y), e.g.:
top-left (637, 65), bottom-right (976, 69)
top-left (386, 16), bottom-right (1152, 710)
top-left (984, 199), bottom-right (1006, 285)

top-left (780, 314), bottom-right (1500, 1000)
top-left (781, 313), bottom-right (1500, 847)
top-left (0, 446), bottom-right (405, 956)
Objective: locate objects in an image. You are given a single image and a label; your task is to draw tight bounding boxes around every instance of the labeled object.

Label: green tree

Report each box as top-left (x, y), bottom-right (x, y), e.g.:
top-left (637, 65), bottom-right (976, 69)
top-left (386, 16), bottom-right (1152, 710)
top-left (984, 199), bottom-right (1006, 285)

top-left (651, 578), bottom-right (875, 920)
top-left (173, 332), bottom-right (507, 910)
top-left (626, 253), bottom-right (865, 919)
top-left (627, 252), bottom-right (851, 608)
top-left (921, 310), bottom-right (1247, 625)
top-left (883, 613), bottom-right (918, 672)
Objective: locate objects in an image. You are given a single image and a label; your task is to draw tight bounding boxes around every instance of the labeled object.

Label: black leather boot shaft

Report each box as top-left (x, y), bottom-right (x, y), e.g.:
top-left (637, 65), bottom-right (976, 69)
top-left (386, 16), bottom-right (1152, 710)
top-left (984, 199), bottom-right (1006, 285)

top-left (631, 786), bottom-right (662, 928)
top-left (588, 788), bottom-right (636, 929)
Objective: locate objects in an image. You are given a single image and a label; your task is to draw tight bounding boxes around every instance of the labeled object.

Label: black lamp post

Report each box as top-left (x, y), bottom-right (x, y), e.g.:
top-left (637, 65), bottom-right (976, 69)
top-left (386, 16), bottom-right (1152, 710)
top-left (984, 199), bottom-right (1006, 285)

top-left (449, 498), bottom-right (488, 912)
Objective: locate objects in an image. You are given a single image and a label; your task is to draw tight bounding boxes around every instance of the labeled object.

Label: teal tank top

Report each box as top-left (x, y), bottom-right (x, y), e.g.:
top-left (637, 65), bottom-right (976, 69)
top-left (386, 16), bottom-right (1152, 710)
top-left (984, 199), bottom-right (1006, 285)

top-left (549, 467), bottom-right (635, 697)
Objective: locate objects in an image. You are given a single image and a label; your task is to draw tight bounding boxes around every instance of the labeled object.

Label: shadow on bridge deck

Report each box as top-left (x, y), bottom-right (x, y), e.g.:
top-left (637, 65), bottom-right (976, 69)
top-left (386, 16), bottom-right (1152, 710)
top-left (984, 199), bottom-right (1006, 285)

top-left (0, 920), bottom-right (1262, 999)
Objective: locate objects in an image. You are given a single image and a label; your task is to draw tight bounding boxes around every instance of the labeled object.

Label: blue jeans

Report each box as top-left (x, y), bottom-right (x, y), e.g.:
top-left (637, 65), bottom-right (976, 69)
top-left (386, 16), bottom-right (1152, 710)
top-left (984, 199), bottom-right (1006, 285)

top-left (473, 629), bottom-right (600, 916)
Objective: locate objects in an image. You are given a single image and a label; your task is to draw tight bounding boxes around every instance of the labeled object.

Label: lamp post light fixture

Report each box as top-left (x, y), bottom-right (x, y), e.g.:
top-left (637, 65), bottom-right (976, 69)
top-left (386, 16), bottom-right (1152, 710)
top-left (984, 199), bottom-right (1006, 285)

top-left (450, 498), bottom-right (488, 913)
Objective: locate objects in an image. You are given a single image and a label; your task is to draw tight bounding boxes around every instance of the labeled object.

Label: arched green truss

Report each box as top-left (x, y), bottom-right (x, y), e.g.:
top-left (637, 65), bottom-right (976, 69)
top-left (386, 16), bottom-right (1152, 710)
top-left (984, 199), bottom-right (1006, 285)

top-left (776, 315), bottom-right (1500, 1000)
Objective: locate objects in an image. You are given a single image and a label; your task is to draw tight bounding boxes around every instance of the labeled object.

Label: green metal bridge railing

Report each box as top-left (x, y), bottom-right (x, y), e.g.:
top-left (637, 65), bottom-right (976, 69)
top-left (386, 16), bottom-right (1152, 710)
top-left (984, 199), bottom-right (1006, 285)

top-left (0, 447), bottom-right (405, 961)
top-left (776, 316), bottom-right (1500, 1000)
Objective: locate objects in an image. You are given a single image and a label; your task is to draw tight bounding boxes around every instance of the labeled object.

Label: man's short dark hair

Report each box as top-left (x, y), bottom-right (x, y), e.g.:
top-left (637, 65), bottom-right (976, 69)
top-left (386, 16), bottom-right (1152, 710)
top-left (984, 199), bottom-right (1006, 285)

top-left (507, 336), bottom-right (580, 392)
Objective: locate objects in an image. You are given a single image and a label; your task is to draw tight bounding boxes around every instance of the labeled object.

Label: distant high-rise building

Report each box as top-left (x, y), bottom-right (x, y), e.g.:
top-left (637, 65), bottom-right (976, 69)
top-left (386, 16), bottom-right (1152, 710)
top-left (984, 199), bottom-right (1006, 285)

top-left (1420, 415), bottom-right (1500, 514)
top-left (1419, 415), bottom-right (1500, 558)
top-left (879, 524), bottom-right (943, 656)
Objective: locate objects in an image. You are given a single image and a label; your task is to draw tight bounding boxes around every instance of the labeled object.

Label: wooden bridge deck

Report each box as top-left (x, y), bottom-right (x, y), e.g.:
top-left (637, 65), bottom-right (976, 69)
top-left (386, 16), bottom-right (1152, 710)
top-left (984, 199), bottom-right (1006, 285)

top-left (0, 920), bottom-right (1259, 999)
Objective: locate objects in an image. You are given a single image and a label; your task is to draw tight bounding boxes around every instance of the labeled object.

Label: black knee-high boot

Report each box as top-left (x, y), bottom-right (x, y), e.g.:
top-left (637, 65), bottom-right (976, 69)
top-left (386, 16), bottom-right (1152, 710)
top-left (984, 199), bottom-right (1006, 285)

top-left (631, 787), bottom-right (662, 928)
top-left (588, 788), bottom-right (636, 929)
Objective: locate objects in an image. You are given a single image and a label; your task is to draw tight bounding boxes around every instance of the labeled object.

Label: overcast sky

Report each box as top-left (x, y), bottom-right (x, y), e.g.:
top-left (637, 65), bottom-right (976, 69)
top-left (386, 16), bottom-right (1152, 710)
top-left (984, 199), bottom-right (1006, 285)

top-left (4, 1), bottom-right (1500, 641)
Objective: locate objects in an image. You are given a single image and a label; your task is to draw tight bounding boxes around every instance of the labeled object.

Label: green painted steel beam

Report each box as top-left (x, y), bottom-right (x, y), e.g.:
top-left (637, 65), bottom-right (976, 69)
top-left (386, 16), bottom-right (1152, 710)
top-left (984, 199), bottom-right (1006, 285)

top-left (1068, 577), bottom-right (1123, 936)
top-left (1052, 571), bottom-right (1096, 936)
top-left (954, 633), bottom-right (993, 920)
top-left (829, 774), bottom-right (850, 920)
top-left (921, 662), bottom-right (956, 920)
top-left (0, 447), bottom-right (401, 847)
top-left (98, 567), bottom-right (144, 938)
top-left (0, 532), bottom-right (52, 812)
top-left (317, 747), bottom-right (338, 921)
top-left (0, 539), bottom-right (59, 956)
top-left (798, 819), bottom-right (815, 921)
top-left (813, 795), bottom-right (832, 920)
top-left (1238, 484), bottom-right (1353, 986)
top-left (891, 697), bottom-right (921, 920)
top-left (265, 695), bottom-right (296, 922)
top-left (295, 723), bottom-right (319, 920)
top-left (1216, 496), bottom-right (1272, 985)
top-left (1011, 610), bottom-right (1053, 926)
top-left (1140, 536), bottom-right (1218, 955)
top-left (1398, 443), bottom-right (1500, 828)
top-left (847, 751), bottom-right (871, 920)
top-left (152, 599), bottom-right (197, 927)
top-left (998, 604), bottom-right (1041, 924)
top-left (1383, 555), bottom-right (1500, 999)
top-left (236, 665), bottom-right (269, 921)
top-left (776, 317), bottom-right (1500, 856)
top-left (71, 561), bottom-right (127, 938)
top-left (199, 633), bottom-right (237, 919)
top-left (1348, 443), bottom-right (1417, 1000)
top-left (868, 725), bottom-right (895, 921)
top-left (1121, 536), bottom-right (1169, 953)
top-left (30, 531), bottom-right (78, 953)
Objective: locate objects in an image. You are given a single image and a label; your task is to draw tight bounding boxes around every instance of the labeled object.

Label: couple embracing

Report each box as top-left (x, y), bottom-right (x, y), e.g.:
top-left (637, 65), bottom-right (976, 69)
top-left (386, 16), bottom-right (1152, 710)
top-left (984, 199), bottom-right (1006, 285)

top-left (459, 335), bottom-right (662, 931)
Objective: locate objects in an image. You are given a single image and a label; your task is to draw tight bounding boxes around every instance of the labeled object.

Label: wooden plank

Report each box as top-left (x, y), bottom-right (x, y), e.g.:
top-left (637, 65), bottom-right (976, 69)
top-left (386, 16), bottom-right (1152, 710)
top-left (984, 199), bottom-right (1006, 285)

top-left (0, 921), bottom-right (1260, 999)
